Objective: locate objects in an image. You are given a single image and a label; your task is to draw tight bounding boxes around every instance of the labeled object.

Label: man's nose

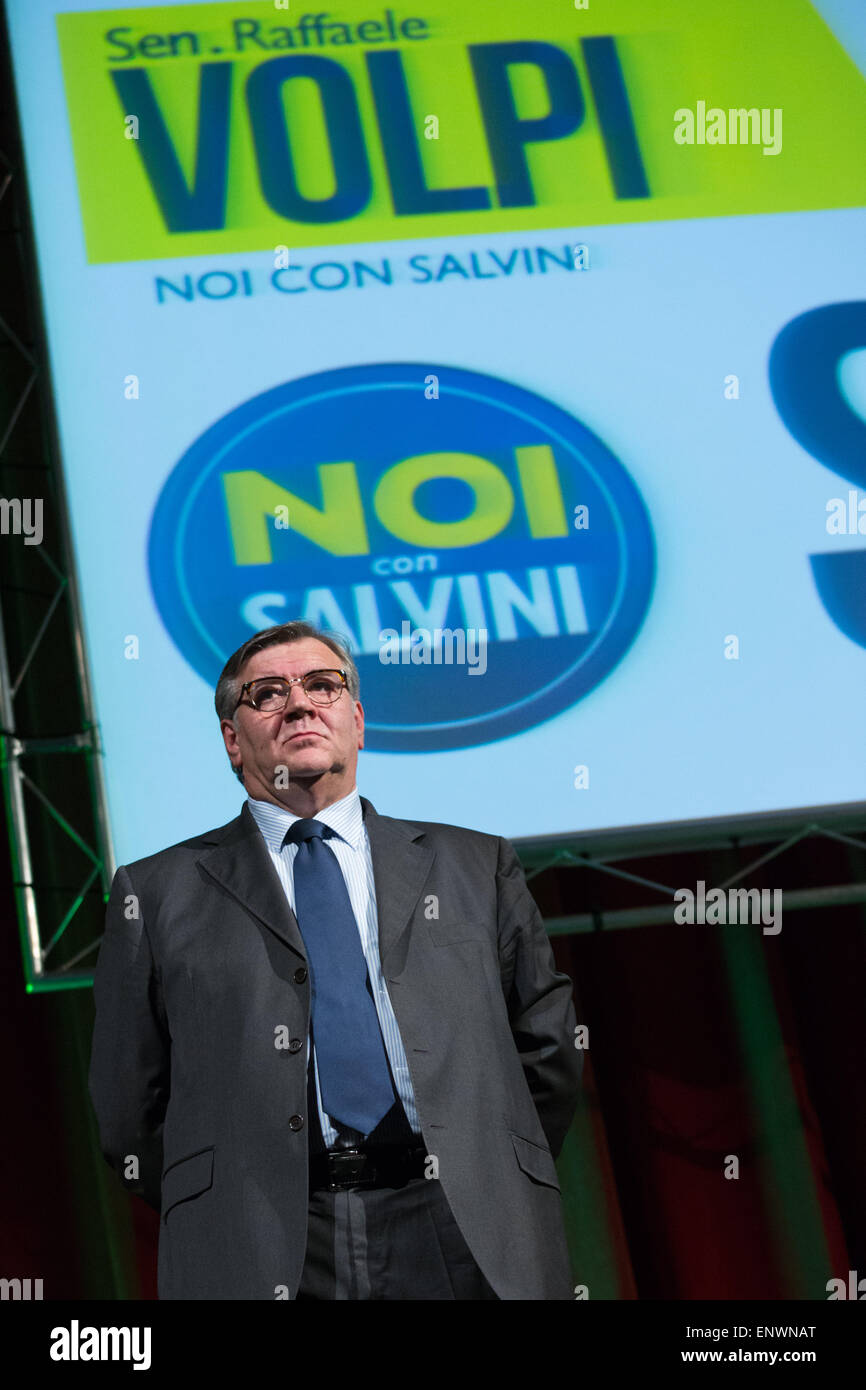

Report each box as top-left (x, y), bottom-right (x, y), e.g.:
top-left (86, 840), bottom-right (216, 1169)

top-left (283, 681), bottom-right (315, 714)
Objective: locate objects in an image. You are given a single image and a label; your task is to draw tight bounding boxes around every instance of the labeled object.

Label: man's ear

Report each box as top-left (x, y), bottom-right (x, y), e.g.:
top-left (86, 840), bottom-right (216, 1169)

top-left (220, 717), bottom-right (244, 779)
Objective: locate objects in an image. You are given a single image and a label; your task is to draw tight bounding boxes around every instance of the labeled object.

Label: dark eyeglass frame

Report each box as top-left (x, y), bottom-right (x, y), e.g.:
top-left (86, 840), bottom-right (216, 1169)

top-left (234, 668), bottom-right (349, 714)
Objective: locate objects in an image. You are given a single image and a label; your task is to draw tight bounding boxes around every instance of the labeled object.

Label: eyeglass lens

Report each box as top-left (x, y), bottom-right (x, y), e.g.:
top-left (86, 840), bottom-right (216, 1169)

top-left (248, 672), bottom-right (343, 710)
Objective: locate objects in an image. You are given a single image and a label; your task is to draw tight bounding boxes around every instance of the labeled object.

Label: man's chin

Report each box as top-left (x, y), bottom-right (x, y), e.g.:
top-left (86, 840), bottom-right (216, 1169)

top-left (280, 747), bottom-right (337, 778)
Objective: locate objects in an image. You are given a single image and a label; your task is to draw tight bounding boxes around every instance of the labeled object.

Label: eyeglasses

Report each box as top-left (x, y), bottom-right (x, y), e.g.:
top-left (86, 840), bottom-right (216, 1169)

top-left (236, 669), bottom-right (348, 713)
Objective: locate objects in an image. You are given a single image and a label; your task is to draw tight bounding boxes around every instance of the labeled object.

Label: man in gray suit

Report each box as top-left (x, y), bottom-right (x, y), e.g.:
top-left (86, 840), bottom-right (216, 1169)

top-left (89, 619), bottom-right (582, 1299)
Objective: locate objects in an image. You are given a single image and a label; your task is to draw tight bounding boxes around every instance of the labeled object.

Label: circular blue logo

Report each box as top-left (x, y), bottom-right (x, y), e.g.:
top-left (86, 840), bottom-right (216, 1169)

top-left (148, 362), bottom-right (655, 750)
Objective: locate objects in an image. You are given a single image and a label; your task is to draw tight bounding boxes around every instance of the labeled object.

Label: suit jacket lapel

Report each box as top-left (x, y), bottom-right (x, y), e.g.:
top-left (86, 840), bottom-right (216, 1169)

top-left (360, 796), bottom-right (434, 965)
top-left (196, 800), bottom-right (307, 959)
top-left (195, 796), bottom-right (434, 967)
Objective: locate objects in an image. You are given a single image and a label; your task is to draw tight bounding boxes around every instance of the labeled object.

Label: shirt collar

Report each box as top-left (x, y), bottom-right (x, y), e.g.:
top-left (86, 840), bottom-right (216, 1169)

top-left (246, 786), bottom-right (364, 853)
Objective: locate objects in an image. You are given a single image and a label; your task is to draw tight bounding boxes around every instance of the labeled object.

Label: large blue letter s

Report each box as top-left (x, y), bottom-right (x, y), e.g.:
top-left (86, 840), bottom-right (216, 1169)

top-left (769, 302), bottom-right (866, 649)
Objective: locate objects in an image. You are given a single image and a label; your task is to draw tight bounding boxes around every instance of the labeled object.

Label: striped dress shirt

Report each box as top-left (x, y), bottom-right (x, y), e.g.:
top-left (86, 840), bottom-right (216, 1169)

top-left (245, 788), bottom-right (421, 1146)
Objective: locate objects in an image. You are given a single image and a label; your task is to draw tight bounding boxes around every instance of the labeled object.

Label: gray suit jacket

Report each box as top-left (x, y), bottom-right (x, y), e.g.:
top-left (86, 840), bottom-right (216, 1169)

top-left (89, 795), bottom-right (583, 1299)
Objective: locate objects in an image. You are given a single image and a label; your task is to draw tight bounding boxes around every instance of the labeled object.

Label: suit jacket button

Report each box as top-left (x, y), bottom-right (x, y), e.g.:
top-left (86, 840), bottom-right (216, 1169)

top-left (289, 1114), bottom-right (304, 1131)
top-left (289, 1038), bottom-right (302, 1053)
top-left (294, 967), bottom-right (308, 984)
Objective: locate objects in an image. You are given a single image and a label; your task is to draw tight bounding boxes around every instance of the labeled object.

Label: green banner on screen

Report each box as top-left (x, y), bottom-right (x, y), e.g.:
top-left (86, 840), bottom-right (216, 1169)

top-left (56, 0), bottom-right (866, 263)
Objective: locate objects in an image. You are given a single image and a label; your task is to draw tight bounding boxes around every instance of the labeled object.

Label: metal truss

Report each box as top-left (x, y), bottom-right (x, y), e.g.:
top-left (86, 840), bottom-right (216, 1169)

top-left (0, 54), bottom-right (115, 993)
top-left (518, 809), bottom-right (866, 934)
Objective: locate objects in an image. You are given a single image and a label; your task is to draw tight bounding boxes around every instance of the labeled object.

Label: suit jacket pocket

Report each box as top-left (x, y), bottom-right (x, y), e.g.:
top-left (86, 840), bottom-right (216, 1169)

top-left (509, 1132), bottom-right (561, 1192)
top-left (427, 917), bottom-right (488, 945)
top-left (161, 1146), bottom-right (214, 1222)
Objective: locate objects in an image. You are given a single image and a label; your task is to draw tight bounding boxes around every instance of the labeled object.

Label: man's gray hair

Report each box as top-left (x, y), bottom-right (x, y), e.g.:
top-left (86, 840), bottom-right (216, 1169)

top-left (214, 621), bottom-right (360, 785)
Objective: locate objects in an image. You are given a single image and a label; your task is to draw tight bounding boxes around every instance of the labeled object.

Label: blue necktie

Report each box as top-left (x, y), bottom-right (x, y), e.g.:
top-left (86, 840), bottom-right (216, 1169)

top-left (284, 818), bottom-right (397, 1136)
